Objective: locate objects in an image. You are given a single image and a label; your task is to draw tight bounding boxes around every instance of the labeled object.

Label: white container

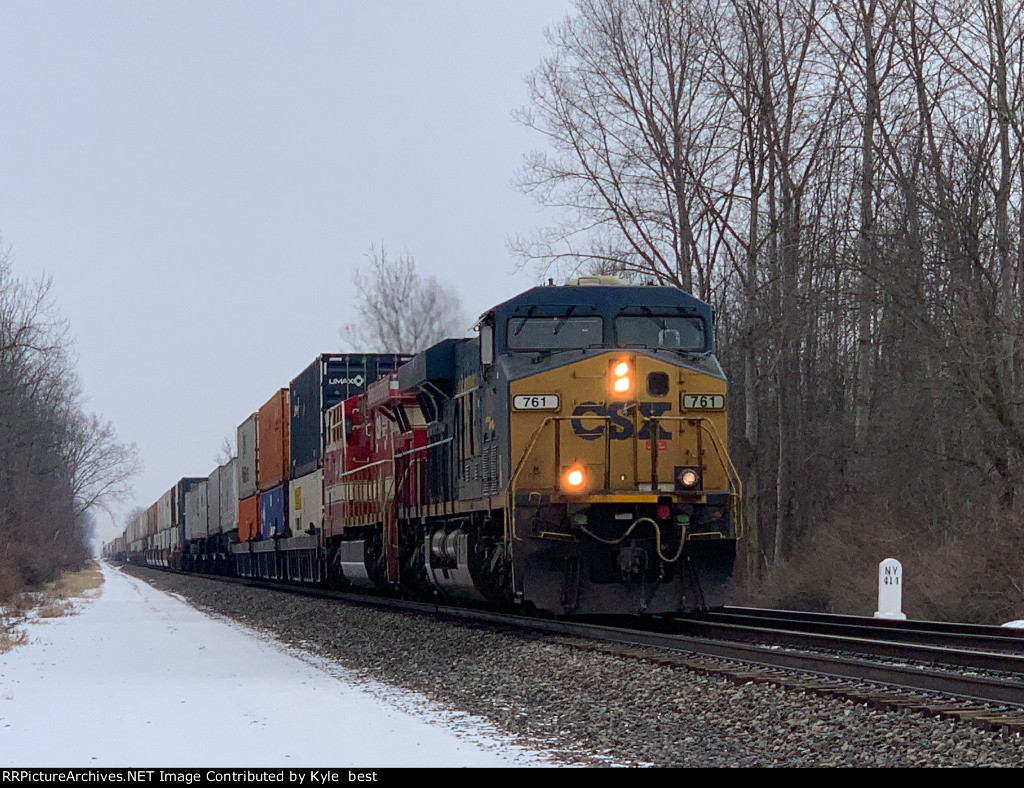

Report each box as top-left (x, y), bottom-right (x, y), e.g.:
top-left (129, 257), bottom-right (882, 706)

top-left (237, 413), bottom-right (259, 500)
top-left (206, 465), bottom-right (222, 535)
top-left (127, 511), bottom-right (143, 545)
top-left (289, 469), bottom-right (323, 537)
top-left (220, 457), bottom-right (238, 535)
top-left (185, 482), bottom-right (209, 541)
top-left (157, 489), bottom-right (174, 537)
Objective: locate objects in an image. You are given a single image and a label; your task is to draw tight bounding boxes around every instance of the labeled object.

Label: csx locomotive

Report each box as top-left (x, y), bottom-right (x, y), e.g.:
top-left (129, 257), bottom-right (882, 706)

top-left (119, 277), bottom-right (740, 615)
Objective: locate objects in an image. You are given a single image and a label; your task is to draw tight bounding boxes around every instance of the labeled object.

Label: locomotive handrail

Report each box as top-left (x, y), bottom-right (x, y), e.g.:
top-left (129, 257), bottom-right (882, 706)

top-left (506, 415), bottom-right (551, 541)
top-left (646, 415), bottom-right (744, 542)
top-left (505, 412), bottom-right (742, 542)
top-left (395, 433), bottom-right (452, 458)
top-left (505, 414), bottom-right (613, 541)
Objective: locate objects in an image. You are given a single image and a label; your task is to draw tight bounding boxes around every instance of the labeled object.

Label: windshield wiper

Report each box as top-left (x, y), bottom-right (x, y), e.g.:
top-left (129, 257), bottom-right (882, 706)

top-left (551, 305), bottom-right (576, 336)
top-left (511, 305), bottom-right (537, 337)
top-left (638, 305), bottom-right (667, 331)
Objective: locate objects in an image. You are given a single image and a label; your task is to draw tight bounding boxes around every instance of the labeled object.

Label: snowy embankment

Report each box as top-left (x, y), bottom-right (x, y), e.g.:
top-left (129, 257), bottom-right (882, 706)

top-left (0, 565), bottom-right (559, 768)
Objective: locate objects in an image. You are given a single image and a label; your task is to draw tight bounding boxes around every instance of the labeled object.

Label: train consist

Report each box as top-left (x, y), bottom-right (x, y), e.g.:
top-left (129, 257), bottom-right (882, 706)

top-left (109, 277), bottom-right (741, 615)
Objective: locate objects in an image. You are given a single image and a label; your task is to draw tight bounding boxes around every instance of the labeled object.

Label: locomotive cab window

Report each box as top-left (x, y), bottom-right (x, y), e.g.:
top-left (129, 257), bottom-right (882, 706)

top-left (507, 315), bottom-right (604, 350)
top-left (615, 315), bottom-right (705, 351)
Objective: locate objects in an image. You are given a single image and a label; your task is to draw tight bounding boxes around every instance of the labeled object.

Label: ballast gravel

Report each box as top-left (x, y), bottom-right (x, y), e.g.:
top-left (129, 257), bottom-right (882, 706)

top-left (125, 567), bottom-right (1024, 767)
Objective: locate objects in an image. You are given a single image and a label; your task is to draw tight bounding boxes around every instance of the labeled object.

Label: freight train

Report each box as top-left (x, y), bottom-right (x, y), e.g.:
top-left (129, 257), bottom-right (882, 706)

top-left (111, 277), bottom-right (741, 615)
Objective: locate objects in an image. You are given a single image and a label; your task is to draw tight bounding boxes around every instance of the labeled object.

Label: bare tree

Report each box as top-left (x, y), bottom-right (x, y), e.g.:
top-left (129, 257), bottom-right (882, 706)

top-left (0, 239), bottom-right (141, 595)
top-left (339, 244), bottom-right (467, 354)
top-left (511, 0), bottom-right (737, 299)
top-left (62, 412), bottom-right (142, 518)
top-left (214, 434), bottom-right (235, 466)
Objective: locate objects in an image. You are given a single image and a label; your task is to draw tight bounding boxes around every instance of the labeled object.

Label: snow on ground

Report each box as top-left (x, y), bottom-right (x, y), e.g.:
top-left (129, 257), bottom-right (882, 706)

top-left (0, 565), bottom-right (562, 768)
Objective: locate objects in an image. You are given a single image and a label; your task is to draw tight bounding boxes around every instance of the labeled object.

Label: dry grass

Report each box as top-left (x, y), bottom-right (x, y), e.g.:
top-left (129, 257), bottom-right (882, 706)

top-left (33, 561), bottom-right (105, 619)
top-left (51, 562), bottom-right (104, 600)
top-left (36, 601), bottom-right (72, 618)
top-left (0, 627), bottom-right (28, 655)
top-left (0, 562), bottom-right (105, 652)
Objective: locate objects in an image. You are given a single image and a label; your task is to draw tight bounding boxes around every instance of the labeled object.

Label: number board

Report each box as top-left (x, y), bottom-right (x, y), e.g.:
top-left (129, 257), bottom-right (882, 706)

top-left (682, 394), bottom-right (725, 410)
top-left (513, 394), bottom-right (560, 411)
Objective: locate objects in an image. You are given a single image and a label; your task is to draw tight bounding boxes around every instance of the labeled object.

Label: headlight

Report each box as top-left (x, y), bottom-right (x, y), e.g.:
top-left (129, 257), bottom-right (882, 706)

top-left (675, 466), bottom-right (701, 490)
top-left (611, 358), bottom-right (632, 395)
top-left (563, 466), bottom-right (587, 491)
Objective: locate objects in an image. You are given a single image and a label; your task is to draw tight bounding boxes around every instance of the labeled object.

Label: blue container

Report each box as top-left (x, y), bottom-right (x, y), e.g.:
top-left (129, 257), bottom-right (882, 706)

top-left (289, 353), bottom-right (411, 479)
top-left (259, 483), bottom-right (289, 539)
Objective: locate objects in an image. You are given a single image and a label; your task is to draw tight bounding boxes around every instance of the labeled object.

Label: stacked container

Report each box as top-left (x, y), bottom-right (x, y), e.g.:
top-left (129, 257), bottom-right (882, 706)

top-left (258, 483), bottom-right (288, 539)
top-left (289, 471), bottom-right (322, 537)
top-left (175, 477), bottom-right (208, 568)
top-left (157, 488), bottom-right (174, 565)
top-left (206, 465), bottom-right (222, 538)
top-left (258, 389), bottom-right (289, 492)
top-left (289, 354), bottom-right (409, 536)
top-left (219, 457), bottom-right (238, 538)
top-left (126, 508), bottom-right (149, 558)
top-left (258, 389), bottom-right (290, 539)
top-left (238, 495), bottom-right (259, 543)
top-left (236, 412), bottom-right (258, 543)
top-left (184, 481), bottom-right (209, 542)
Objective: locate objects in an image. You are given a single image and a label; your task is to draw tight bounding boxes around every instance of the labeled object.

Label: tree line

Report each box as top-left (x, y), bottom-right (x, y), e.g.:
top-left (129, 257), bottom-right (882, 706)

top-left (513, 0), bottom-right (1024, 622)
top-left (0, 242), bottom-right (139, 601)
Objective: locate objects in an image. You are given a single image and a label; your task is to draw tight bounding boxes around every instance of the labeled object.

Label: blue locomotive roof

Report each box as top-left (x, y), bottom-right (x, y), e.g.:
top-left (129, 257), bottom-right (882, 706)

top-left (483, 282), bottom-right (715, 356)
top-left (487, 283), bottom-right (710, 321)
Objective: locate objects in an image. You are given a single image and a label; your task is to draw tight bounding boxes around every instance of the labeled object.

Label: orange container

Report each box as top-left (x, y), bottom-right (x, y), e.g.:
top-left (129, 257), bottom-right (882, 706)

top-left (237, 494), bottom-right (259, 543)
top-left (257, 388), bottom-right (290, 492)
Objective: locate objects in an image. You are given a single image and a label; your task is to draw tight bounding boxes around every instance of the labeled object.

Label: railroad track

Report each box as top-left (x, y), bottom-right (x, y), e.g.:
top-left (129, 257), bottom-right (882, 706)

top-left (701, 605), bottom-right (1024, 651)
top-left (121, 563), bottom-right (1024, 734)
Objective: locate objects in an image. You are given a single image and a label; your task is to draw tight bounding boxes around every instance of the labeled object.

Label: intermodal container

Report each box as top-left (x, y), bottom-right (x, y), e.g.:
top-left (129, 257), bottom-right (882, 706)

top-left (173, 478), bottom-right (207, 548)
top-left (257, 389), bottom-right (289, 493)
top-left (289, 469), bottom-right (323, 536)
top-left (220, 457), bottom-right (238, 535)
top-left (127, 511), bottom-right (143, 546)
top-left (206, 465), bottom-right (222, 536)
top-left (236, 413), bottom-right (258, 500)
top-left (289, 354), bottom-right (411, 479)
top-left (147, 503), bottom-right (158, 537)
top-left (259, 482), bottom-right (288, 539)
top-left (157, 489), bottom-right (174, 540)
top-left (185, 482), bottom-right (208, 541)
top-left (238, 494), bottom-right (259, 543)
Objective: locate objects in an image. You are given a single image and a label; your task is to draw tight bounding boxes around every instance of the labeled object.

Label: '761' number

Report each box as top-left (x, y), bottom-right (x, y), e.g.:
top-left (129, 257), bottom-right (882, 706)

top-left (683, 394), bottom-right (724, 410)
top-left (513, 395), bottom-right (560, 410)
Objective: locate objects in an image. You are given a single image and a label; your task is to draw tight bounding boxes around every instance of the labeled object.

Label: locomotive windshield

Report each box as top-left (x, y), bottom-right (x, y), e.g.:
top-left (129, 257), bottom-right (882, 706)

top-left (507, 315), bottom-right (604, 350)
top-left (615, 314), bottom-right (706, 351)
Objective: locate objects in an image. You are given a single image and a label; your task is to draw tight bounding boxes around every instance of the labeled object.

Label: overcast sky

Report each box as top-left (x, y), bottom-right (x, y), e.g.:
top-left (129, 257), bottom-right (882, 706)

top-left (0, 1), bottom-right (573, 545)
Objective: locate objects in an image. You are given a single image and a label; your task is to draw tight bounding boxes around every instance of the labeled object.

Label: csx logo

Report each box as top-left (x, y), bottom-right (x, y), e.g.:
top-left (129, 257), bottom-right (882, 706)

top-left (570, 402), bottom-right (672, 440)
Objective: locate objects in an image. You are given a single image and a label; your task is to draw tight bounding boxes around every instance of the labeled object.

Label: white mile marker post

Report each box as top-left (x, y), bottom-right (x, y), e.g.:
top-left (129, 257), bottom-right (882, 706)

top-left (874, 558), bottom-right (907, 620)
